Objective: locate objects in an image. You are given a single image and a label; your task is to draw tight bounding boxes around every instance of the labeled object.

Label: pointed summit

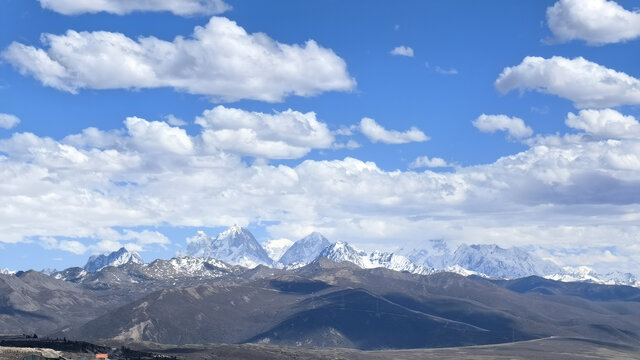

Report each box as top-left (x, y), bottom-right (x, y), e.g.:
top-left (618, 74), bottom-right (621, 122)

top-left (183, 226), bottom-right (273, 268)
top-left (318, 241), bottom-right (367, 266)
top-left (84, 247), bottom-right (143, 273)
top-left (278, 232), bottom-right (332, 267)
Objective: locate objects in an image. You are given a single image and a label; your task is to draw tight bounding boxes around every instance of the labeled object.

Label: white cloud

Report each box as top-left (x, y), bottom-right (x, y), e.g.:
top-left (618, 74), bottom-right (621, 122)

top-left (435, 66), bottom-right (458, 75)
top-left (566, 109), bottom-right (640, 139)
top-left (0, 113), bottom-right (20, 129)
top-left (196, 106), bottom-right (334, 159)
top-left (334, 125), bottom-right (357, 136)
top-left (390, 46), bottom-right (414, 57)
top-left (410, 156), bottom-right (450, 168)
top-left (333, 140), bottom-right (360, 150)
top-left (359, 117), bottom-right (429, 144)
top-left (2, 17), bottom-right (355, 102)
top-left (473, 114), bottom-right (533, 139)
top-left (38, 0), bottom-right (231, 16)
top-left (495, 56), bottom-right (640, 108)
top-left (425, 62), bottom-right (458, 75)
top-left (40, 237), bottom-right (88, 255)
top-left (547, 0), bottom-right (640, 45)
top-left (99, 228), bottom-right (170, 249)
top-left (165, 114), bottom-right (187, 126)
top-left (3, 110), bottom-right (640, 273)
top-left (125, 116), bottom-right (194, 155)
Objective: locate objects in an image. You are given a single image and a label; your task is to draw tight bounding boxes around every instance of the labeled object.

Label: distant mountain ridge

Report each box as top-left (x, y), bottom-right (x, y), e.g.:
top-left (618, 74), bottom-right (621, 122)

top-left (33, 226), bottom-right (640, 288)
top-left (84, 247), bottom-right (143, 273)
top-left (181, 225), bottom-right (273, 268)
top-left (278, 232), bottom-right (332, 267)
top-left (0, 268), bottom-right (16, 275)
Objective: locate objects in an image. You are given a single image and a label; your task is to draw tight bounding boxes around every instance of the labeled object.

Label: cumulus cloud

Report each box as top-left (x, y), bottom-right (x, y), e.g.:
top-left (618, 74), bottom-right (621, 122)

top-left (495, 56), bottom-right (640, 108)
top-left (546, 0), bottom-right (640, 45)
top-left (359, 117), bottom-right (429, 144)
top-left (566, 109), bottom-right (640, 139)
top-left (409, 156), bottom-right (451, 168)
top-left (196, 106), bottom-right (334, 159)
top-left (126, 117), bottom-right (195, 155)
top-left (0, 113), bottom-right (20, 129)
top-left (38, 0), bottom-right (231, 16)
top-left (390, 46), bottom-right (414, 57)
top-left (2, 110), bottom-right (640, 272)
top-left (473, 114), bottom-right (533, 139)
top-left (2, 17), bottom-right (355, 102)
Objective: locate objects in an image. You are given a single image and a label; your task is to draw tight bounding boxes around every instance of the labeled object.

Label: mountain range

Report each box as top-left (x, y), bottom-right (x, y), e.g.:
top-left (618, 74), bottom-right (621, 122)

top-left (1, 226), bottom-right (640, 351)
top-left (166, 226), bottom-right (639, 287)
top-left (16, 225), bottom-right (634, 289)
top-left (50, 259), bottom-right (640, 349)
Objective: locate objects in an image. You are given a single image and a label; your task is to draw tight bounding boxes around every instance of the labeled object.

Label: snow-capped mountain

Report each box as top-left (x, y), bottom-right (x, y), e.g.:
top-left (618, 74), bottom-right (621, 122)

top-left (48, 226), bottom-right (640, 288)
top-left (40, 268), bottom-right (58, 275)
top-left (55, 256), bottom-right (234, 284)
top-left (182, 225), bottom-right (273, 268)
top-left (318, 241), bottom-right (433, 275)
top-left (0, 268), bottom-right (15, 275)
top-left (279, 232), bottom-right (332, 267)
top-left (53, 267), bottom-right (88, 282)
top-left (140, 256), bottom-right (232, 280)
top-left (84, 247), bottom-right (144, 273)
top-left (546, 266), bottom-right (640, 287)
top-left (400, 239), bottom-right (452, 269)
top-left (450, 244), bottom-right (562, 279)
top-left (262, 238), bottom-right (294, 262)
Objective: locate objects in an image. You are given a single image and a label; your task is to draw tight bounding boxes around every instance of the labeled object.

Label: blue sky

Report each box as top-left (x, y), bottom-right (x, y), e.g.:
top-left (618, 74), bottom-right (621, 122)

top-left (1, 0), bottom-right (640, 273)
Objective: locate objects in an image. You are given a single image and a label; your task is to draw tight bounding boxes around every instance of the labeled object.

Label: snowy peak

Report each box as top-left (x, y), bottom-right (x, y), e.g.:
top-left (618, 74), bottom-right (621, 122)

top-left (317, 241), bottom-right (432, 274)
top-left (219, 224), bottom-right (245, 238)
top-left (183, 226), bottom-right (273, 268)
top-left (143, 256), bottom-right (232, 280)
top-left (451, 244), bottom-right (561, 279)
top-left (546, 266), bottom-right (640, 287)
top-left (0, 268), bottom-right (16, 275)
top-left (279, 232), bottom-right (332, 267)
top-left (401, 239), bottom-right (452, 269)
top-left (84, 247), bottom-right (143, 273)
top-left (319, 241), bottom-right (366, 266)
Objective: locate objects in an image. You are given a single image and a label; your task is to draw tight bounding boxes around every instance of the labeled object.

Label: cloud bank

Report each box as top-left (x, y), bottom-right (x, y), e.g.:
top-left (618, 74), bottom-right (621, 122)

top-left (1, 109), bottom-right (640, 271)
